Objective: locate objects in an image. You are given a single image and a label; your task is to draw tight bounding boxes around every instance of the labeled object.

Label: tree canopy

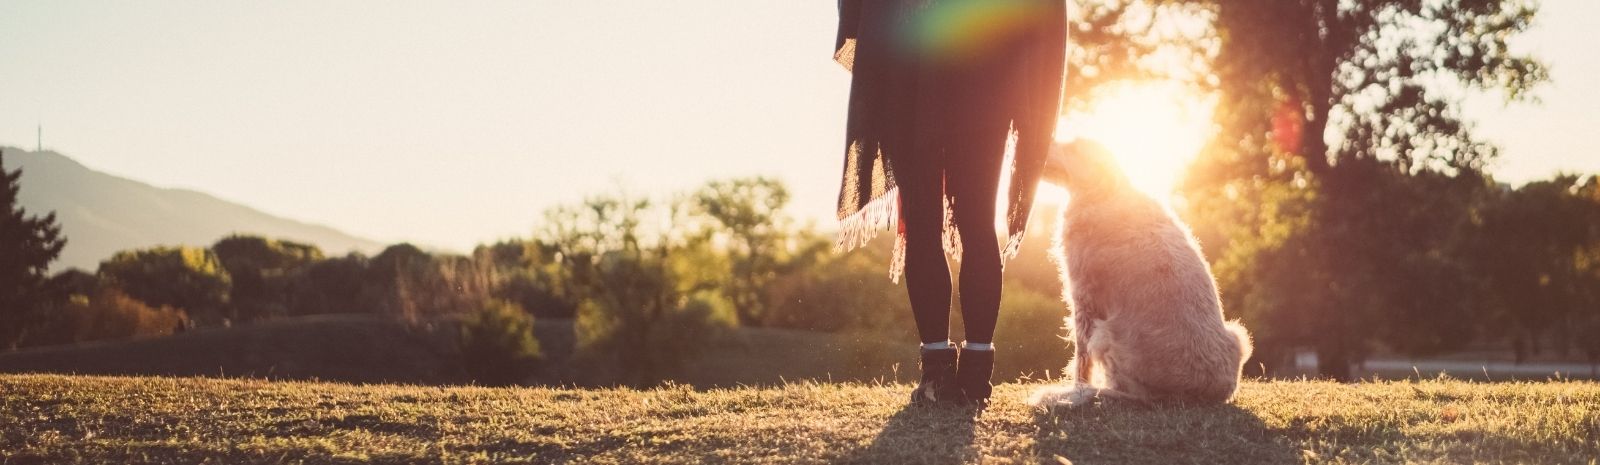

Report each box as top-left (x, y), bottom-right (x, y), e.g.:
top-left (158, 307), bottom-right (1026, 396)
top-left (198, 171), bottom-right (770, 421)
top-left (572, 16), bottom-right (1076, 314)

top-left (213, 235), bottom-right (324, 322)
top-left (1063, 0), bottom-right (1549, 379)
top-left (97, 246), bottom-right (231, 325)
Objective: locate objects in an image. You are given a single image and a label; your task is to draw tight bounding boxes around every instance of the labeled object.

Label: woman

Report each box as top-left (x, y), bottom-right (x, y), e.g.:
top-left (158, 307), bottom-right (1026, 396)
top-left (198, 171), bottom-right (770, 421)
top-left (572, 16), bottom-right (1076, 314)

top-left (834, 0), bottom-right (1066, 406)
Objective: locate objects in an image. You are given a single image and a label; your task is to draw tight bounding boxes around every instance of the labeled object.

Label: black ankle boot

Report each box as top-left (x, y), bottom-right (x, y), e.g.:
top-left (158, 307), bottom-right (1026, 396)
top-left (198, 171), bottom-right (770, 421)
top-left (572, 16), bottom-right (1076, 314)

top-left (910, 347), bottom-right (959, 406)
top-left (956, 348), bottom-right (994, 405)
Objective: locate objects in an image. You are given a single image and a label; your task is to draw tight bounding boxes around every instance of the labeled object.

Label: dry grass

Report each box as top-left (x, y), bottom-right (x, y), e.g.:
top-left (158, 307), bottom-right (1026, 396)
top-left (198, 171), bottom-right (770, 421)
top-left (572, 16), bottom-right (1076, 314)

top-left (1, 374), bottom-right (1597, 464)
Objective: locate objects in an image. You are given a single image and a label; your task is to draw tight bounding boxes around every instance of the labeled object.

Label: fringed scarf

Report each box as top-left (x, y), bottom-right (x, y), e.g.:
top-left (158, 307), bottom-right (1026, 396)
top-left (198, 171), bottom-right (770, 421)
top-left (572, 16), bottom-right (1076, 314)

top-left (833, 0), bottom-right (1066, 281)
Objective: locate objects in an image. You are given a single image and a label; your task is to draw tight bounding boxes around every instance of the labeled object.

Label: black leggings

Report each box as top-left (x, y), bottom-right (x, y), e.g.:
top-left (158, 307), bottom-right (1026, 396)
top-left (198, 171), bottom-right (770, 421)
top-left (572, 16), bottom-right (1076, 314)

top-left (898, 123), bottom-right (1008, 345)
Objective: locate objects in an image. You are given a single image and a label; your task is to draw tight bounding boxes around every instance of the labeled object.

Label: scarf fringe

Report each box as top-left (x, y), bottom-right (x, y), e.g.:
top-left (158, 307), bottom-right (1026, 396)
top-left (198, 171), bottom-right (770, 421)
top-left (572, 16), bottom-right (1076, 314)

top-left (835, 187), bottom-right (900, 254)
top-left (835, 38), bottom-right (858, 72)
top-left (835, 187), bottom-right (907, 283)
top-left (837, 189), bottom-right (1031, 283)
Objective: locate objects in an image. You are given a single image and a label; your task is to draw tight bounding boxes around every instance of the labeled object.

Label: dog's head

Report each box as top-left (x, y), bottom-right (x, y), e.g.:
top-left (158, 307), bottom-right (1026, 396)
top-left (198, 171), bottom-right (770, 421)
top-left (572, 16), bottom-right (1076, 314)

top-left (1042, 139), bottom-right (1128, 196)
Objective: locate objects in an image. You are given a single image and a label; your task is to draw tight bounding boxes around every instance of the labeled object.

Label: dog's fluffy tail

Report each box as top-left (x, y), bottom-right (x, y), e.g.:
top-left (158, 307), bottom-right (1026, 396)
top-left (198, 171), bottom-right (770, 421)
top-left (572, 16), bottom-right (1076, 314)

top-left (1029, 383), bottom-right (1147, 408)
top-left (1224, 320), bottom-right (1254, 363)
top-left (1028, 383), bottom-right (1081, 408)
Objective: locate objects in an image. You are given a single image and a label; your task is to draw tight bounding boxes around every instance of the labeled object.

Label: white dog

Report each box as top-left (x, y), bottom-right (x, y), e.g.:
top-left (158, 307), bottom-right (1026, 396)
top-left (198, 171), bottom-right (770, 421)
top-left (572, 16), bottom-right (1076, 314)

top-left (1029, 140), bottom-right (1252, 408)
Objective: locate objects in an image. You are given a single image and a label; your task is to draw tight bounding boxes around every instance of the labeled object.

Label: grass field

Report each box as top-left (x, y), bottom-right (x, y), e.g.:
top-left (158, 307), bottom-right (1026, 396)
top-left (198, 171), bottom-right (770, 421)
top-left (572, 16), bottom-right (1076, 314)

top-left (2, 375), bottom-right (1597, 464)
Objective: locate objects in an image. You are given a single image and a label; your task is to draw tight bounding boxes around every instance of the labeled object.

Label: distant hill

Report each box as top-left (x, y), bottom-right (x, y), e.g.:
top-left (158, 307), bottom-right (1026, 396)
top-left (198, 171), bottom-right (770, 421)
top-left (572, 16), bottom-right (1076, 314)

top-left (6, 147), bottom-right (384, 271)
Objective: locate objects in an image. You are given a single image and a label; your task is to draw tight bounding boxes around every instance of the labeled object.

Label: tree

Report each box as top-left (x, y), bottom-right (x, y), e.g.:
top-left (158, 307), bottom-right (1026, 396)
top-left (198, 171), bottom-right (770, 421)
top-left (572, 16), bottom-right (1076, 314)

top-left (365, 244), bottom-right (493, 322)
top-left (1168, 0), bottom-right (1547, 379)
top-left (0, 150), bottom-right (69, 348)
top-left (50, 268), bottom-right (98, 297)
top-left (556, 191), bottom-right (736, 387)
top-left (1210, 0), bottom-right (1544, 176)
top-left (475, 239), bottom-right (579, 319)
top-left (692, 177), bottom-right (804, 325)
top-left (287, 253), bottom-right (372, 316)
top-left (458, 299), bottom-right (543, 386)
top-left (97, 247), bottom-right (231, 325)
top-left (212, 235), bottom-right (323, 322)
top-left (1574, 178), bottom-right (1600, 375)
top-left (368, 243), bottom-right (433, 287)
top-left (1462, 176), bottom-right (1599, 362)
top-left (1060, 1), bottom-right (1216, 107)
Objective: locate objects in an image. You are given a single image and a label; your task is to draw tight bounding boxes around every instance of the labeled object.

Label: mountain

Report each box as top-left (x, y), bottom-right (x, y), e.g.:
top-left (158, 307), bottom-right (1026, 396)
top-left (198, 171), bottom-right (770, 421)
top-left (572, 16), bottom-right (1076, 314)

top-left (6, 147), bottom-right (384, 271)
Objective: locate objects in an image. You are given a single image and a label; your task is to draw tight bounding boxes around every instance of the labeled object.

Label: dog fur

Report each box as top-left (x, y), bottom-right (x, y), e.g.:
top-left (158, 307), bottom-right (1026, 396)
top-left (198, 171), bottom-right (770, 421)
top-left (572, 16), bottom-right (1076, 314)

top-left (1028, 140), bottom-right (1253, 408)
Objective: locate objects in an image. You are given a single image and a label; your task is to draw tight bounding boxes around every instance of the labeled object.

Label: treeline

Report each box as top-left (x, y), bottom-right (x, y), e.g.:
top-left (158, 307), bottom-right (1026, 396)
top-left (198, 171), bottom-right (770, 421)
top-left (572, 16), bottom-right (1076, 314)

top-left (0, 169), bottom-right (1065, 385)
top-left (31, 238), bottom-right (494, 340)
top-left (1187, 164), bottom-right (1600, 377)
top-left (7, 149), bottom-right (1600, 384)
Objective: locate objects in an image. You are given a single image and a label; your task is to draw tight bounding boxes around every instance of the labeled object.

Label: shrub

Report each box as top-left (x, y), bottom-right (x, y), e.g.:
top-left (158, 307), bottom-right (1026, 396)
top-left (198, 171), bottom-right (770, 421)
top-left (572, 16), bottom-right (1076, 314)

top-left (31, 288), bottom-right (188, 346)
top-left (762, 237), bottom-right (906, 334)
top-left (97, 246), bottom-right (231, 325)
top-left (576, 249), bottom-right (737, 387)
top-left (458, 300), bottom-right (543, 386)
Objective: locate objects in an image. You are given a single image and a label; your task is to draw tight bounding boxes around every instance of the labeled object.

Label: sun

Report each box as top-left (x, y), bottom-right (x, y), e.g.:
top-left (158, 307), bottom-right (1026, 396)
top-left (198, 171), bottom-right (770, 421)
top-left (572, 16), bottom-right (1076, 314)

top-left (1052, 82), bottom-right (1216, 202)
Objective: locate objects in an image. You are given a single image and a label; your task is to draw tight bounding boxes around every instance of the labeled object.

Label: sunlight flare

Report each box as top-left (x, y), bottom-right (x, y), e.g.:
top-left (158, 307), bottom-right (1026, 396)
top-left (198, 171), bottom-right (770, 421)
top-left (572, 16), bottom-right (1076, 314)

top-left (1054, 83), bottom-right (1216, 201)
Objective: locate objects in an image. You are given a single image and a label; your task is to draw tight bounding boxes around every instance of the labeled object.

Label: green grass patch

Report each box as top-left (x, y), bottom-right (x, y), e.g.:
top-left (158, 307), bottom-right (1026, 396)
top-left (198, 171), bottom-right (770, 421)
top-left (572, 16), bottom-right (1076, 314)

top-left (1, 375), bottom-right (1596, 464)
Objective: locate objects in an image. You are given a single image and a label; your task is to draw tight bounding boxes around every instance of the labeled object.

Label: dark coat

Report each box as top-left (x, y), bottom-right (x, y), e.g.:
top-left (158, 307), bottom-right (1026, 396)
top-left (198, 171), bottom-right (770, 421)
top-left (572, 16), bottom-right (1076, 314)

top-left (833, 0), bottom-right (1066, 278)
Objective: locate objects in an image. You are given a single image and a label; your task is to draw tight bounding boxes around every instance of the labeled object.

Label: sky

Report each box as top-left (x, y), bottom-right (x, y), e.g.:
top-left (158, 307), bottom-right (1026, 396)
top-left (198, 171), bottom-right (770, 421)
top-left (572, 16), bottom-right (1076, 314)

top-left (1, 1), bottom-right (1595, 252)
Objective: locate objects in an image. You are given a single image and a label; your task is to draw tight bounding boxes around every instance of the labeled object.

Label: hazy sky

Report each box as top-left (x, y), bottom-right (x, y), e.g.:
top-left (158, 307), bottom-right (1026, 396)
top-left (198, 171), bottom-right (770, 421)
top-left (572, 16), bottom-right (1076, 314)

top-left (1, 1), bottom-right (1595, 251)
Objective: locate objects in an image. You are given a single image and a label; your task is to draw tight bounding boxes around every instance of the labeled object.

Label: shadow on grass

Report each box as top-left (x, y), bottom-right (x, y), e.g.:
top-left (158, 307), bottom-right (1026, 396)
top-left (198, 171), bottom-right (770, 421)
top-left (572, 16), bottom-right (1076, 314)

top-left (1033, 402), bottom-right (1298, 465)
top-left (842, 403), bottom-right (981, 465)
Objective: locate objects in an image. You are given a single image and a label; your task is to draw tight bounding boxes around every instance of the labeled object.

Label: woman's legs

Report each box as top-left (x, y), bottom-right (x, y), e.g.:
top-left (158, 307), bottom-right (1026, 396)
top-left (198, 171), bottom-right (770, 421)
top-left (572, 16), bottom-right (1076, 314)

top-left (899, 128), bottom-right (1008, 345)
top-left (948, 125), bottom-right (1007, 345)
top-left (897, 116), bottom-right (1006, 406)
top-left (899, 157), bottom-right (964, 405)
top-left (945, 121), bottom-right (1007, 405)
top-left (899, 157), bottom-right (953, 345)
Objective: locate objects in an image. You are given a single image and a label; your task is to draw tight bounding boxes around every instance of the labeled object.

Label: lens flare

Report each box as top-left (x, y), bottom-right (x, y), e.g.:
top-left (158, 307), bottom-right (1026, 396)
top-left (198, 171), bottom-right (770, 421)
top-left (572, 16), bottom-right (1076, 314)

top-left (900, 0), bottom-right (1050, 61)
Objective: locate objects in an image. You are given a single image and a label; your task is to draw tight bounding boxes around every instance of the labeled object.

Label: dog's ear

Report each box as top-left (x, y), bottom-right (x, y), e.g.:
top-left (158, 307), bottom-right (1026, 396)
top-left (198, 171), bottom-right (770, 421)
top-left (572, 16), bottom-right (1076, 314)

top-left (1075, 140), bottom-right (1128, 189)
